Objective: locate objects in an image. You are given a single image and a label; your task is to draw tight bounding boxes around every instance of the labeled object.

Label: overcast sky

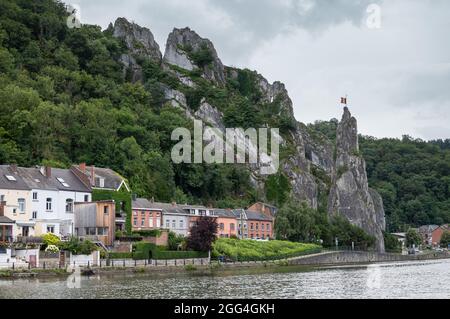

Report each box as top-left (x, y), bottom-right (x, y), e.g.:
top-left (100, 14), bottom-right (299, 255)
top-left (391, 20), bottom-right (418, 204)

top-left (72, 0), bottom-right (450, 140)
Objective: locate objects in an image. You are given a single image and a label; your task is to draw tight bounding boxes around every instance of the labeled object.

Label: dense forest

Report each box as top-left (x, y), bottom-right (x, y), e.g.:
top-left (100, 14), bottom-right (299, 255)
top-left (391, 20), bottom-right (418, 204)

top-left (309, 120), bottom-right (450, 232)
top-left (0, 0), bottom-right (257, 208)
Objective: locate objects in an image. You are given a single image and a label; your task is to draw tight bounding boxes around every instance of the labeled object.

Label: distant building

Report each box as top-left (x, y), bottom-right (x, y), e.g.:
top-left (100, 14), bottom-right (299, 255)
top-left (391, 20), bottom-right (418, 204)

top-left (72, 163), bottom-right (131, 232)
top-left (245, 210), bottom-right (273, 240)
top-left (418, 225), bottom-right (440, 246)
top-left (247, 202), bottom-right (278, 219)
top-left (131, 198), bottom-right (162, 231)
top-left (213, 209), bottom-right (238, 238)
top-left (0, 165), bottom-right (92, 239)
top-left (74, 201), bottom-right (116, 246)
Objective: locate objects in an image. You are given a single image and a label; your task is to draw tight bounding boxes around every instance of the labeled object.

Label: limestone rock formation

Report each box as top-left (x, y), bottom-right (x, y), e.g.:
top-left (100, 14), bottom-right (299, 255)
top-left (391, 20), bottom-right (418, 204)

top-left (328, 107), bottom-right (385, 252)
top-left (163, 27), bottom-right (226, 85)
top-left (113, 18), bottom-right (162, 82)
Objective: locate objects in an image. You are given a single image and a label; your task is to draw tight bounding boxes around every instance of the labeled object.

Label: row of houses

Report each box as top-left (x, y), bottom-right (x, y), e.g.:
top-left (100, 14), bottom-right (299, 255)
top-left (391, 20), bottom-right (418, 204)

top-left (131, 199), bottom-right (277, 240)
top-left (0, 164), bottom-right (129, 247)
top-left (0, 164), bottom-right (278, 248)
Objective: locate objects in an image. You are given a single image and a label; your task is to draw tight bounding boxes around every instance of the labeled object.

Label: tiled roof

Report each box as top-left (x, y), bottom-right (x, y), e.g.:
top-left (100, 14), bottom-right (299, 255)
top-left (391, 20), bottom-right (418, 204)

top-left (0, 165), bottom-right (91, 193)
top-left (0, 216), bottom-right (15, 224)
top-left (76, 165), bottom-right (126, 190)
top-left (245, 210), bottom-right (273, 222)
top-left (213, 209), bottom-right (238, 218)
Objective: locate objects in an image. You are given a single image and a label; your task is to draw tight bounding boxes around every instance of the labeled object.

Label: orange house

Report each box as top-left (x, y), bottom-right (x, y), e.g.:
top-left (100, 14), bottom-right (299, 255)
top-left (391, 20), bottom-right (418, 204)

top-left (214, 209), bottom-right (238, 238)
top-left (132, 198), bottom-right (163, 231)
top-left (432, 225), bottom-right (449, 246)
top-left (246, 210), bottom-right (273, 240)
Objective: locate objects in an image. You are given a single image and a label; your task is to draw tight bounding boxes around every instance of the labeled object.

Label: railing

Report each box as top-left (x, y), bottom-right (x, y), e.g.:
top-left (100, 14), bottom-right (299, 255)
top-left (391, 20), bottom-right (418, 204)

top-left (0, 257), bottom-right (211, 270)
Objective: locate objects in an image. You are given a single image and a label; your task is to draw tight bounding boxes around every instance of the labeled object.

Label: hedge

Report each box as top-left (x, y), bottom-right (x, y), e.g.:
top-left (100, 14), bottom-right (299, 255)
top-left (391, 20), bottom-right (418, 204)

top-left (109, 252), bottom-right (133, 259)
top-left (131, 242), bottom-right (206, 260)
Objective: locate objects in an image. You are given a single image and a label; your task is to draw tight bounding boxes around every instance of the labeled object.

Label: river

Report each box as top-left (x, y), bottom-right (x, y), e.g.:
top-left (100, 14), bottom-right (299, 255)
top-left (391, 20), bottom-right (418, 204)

top-left (1, 259), bottom-right (449, 299)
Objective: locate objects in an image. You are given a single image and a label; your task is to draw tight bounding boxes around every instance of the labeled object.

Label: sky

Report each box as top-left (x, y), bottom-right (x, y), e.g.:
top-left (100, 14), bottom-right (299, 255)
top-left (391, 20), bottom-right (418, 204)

top-left (70, 0), bottom-right (450, 140)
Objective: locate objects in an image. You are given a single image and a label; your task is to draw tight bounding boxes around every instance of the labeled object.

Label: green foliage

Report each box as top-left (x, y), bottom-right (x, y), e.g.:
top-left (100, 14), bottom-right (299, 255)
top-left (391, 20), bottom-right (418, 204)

top-left (41, 233), bottom-right (61, 247)
top-left (405, 229), bottom-right (422, 248)
top-left (212, 238), bottom-right (321, 262)
top-left (383, 232), bottom-right (402, 253)
top-left (181, 43), bottom-right (214, 68)
top-left (133, 230), bottom-right (162, 237)
top-left (60, 237), bottom-right (97, 255)
top-left (440, 231), bottom-right (450, 248)
top-left (108, 252), bottom-right (133, 259)
top-left (265, 172), bottom-right (291, 207)
top-left (93, 189), bottom-right (132, 234)
top-left (168, 231), bottom-right (186, 251)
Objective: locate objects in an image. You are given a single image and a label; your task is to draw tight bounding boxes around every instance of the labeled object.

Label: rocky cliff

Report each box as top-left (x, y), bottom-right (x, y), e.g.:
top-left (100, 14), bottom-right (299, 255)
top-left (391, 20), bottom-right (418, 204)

top-left (112, 18), bottom-right (386, 251)
top-left (328, 107), bottom-right (385, 251)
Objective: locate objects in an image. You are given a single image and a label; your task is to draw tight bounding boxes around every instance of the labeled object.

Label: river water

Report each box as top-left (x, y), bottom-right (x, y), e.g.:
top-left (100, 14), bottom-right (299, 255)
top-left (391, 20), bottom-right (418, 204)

top-left (1, 259), bottom-right (449, 299)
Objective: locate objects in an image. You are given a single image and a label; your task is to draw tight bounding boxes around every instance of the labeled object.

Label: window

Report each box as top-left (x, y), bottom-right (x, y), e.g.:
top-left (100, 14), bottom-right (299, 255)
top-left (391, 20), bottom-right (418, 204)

top-left (230, 223), bottom-right (235, 231)
top-left (166, 220), bottom-right (170, 228)
top-left (84, 195), bottom-right (89, 202)
top-left (256, 223), bottom-right (259, 230)
top-left (0, 194), bottom-right (4, 202)
top-left (262, 223), bottom-right (265, 230)
top-left (85, 227), bottom-right (96, 236)
top-left (65, 199), bottom-right (73, 213)
top-left (267, 224), bottom-right (270, 231)
top-left (47, 226), bottom-right (55, 234)
top-left (250, 223), bottom-right (254, 230)
top-left (199, 210), bottom-right (206, 216)
top-left (172, 220), bottom-right (176, 229)
top-left (156, 219), bottom-right (161, 228)
top-left (13, 208), bottom-right (17, 215)
top-left (133, 218), bottom-right (137, 226)
top-left (104, 206), bottom-right (109, 215)
top-left (32, 192), bottom-right (38, 200)
top-left (5, 175), bottom-right (16, 181)
top-left (32, 211), bottom-right (37, 219)
top-left (149, 218), bottom-right (154, 228)
top-left (46, 198), bottom-right (52, 211)
top-left (220, 223), bottom-right (225, 230)
top-left (141, 218), bottom-right (145, 227)
top-left (97, 228), bottom-right (108, 236)
top-left (179, 220), bottom-right (184, 229)
top-left (133, 211), bottom-right (138, 216)
top-left (18, 198), bottom-right (25, 212)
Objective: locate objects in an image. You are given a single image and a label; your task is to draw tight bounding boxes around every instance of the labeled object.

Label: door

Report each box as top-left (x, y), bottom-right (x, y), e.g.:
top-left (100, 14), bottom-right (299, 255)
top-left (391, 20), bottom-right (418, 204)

top-left (22, 226), bottom-right (29, 237)
top-left (29, 255), bottom-right (36, 268)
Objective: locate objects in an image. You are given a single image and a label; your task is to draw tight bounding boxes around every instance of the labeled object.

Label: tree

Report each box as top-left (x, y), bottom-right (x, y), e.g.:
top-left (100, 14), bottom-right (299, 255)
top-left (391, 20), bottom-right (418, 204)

top-left (440, 231), bottom-right (450, 248)
top-left (186, 217), bottom-right (218, 252)
top-left (275, 200), bottom-right (318, 242)
top-left (265, 172), bottom-right (291, 208)
top-left (384, 232), bottom-right (401, 252)
top-left (405, 229), bottom-right (422, 248)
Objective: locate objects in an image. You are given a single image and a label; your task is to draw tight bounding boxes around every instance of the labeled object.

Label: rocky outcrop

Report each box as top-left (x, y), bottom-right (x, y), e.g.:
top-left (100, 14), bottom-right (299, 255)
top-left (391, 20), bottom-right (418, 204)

top-left (113, 18), bottom-right (162, 82)
top-left (328, 107), bottom-right (385, 252)
top-left (163, 28), bottom-right (226, 85)
top-left (194, 100), bottom-right (225, 130)
top-left (369, 188), bottom-right (386, 232)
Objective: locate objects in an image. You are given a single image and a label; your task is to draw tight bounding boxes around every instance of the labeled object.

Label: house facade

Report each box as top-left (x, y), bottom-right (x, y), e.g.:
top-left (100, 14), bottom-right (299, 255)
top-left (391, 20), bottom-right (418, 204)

top-left (72, 163), bottom-right (130, 232)
top-left (214, 209), bottom-right (238, 238)
top-left (245, 210), bottom-right (273, 240)
top-left (0, 165), bottom-right (92, 239)
top-left (74, 201), bottom-right (116, 246)
top-left (248, 202), bottom-right (278, 219)
top-left (132, 198), bottom-right (162, 231)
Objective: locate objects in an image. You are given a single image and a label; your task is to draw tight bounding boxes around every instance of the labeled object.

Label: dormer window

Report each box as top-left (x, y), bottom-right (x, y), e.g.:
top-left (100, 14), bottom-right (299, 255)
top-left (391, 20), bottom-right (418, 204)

top-left (57, 177), bottom-right (70, 188)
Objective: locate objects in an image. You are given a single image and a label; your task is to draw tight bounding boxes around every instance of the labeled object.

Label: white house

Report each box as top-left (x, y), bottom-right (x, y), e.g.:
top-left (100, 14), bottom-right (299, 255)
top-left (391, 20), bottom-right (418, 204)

top-left (0, 166), bottom-right (92, 239)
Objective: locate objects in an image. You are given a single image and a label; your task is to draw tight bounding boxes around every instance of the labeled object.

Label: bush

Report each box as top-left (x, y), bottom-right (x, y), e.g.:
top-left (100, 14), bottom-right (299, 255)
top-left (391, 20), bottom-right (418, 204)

top-left (45, 245), bottom-right (60, 253)
top-left (153, 250), bottom-right (207, 260)
top-left (60, 237), bottom-right (97, 255)
top-left (42, 233), bottom-right (61, 248)
top-left (108, 252), bottom-right (133, 259)
top-left (132, 242), bottom-right (156, 260)
top-left (133, 230), bottom-right (162, 238)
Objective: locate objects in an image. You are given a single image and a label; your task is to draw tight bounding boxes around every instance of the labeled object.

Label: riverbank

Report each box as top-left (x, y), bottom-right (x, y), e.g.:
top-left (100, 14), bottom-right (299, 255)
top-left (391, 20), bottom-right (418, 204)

top-left (1, 251), bottom-right (449, 279)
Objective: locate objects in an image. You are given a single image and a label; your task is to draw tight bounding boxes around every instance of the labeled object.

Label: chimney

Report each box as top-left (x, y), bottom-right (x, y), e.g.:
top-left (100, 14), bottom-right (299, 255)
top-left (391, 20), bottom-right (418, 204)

top-left (90, 165), bottom-right (95, 186)
top-left (171, 202), bottom-right (176, 207)
top-left (0, 201), bottom-right (5, 217)
top-left (132, 193), bottom-right (137, 201)
top-left (45, 166), bottom-right (52, 178)
top-left (151, 197), bottom-right (154, 203)
top-left (79, 163), bottom-right (86, 173)
top-left (9, 164), bottom-right (18, 173)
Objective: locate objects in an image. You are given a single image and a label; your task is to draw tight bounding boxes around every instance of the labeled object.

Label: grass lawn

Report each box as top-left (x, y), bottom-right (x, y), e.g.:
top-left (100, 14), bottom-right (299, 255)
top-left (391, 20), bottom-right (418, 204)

top-left (212, 238), bottom-right (322, 262)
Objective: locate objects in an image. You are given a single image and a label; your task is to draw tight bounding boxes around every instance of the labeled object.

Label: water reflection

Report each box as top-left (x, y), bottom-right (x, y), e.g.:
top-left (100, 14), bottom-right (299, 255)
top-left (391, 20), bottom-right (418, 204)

top-left (0, 259), bottom-right (449, 299)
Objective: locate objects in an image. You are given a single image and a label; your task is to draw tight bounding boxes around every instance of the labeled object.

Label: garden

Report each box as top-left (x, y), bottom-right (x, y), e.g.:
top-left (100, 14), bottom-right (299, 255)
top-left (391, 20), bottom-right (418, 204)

top-left (212, 238), bottom-right (322, 262)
